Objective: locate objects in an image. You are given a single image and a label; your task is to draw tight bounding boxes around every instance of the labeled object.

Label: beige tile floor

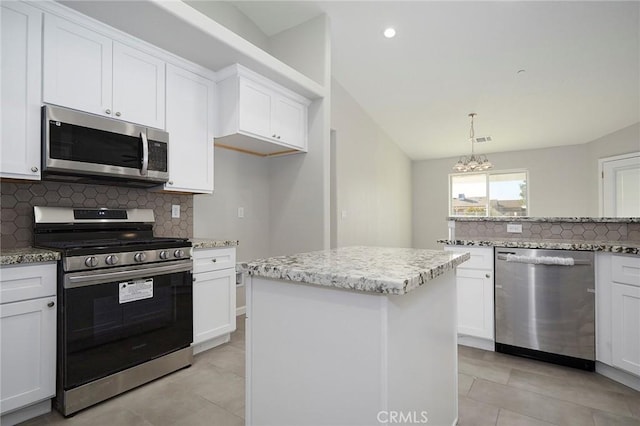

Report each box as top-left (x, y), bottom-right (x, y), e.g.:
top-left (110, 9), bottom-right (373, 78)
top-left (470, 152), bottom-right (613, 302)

top-left (21, 318), bottom-right (640, 426)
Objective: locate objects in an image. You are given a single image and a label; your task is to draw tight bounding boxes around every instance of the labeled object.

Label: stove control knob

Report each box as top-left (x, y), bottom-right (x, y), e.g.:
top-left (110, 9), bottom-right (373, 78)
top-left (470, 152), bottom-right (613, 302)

top-left (159, 250), bottom-right (169, 260)
top-left (84, 256), bottom-right (98, 268)
top-left (134, 252), bottom-right (146, 263)
top-left (174, 249), bottom-right (185, 259)
top-left (105, 255), bottom-right (119, 265)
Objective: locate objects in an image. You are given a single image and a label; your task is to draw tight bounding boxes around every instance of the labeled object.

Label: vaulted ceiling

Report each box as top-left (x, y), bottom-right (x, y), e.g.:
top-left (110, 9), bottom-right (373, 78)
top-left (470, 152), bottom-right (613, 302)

top-left (233, 1), bottom-right (640, 160)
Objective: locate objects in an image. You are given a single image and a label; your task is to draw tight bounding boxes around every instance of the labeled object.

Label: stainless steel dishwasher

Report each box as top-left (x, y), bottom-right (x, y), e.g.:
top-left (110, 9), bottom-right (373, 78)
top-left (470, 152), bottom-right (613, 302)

top-left (494, 247), bottom-right (595, 370)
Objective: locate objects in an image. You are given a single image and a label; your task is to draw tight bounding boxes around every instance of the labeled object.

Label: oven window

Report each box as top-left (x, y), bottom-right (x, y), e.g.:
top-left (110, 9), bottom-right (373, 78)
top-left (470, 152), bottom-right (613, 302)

top-left (49, 121), bottom-right (142, 169)
top-left (63, 270), bottom-right (192, 388)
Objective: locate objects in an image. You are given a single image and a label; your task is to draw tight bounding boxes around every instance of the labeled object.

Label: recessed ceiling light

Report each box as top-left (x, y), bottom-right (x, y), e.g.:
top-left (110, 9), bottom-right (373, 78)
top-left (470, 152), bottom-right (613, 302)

top-left (383, 27), bottom-right (396, 39)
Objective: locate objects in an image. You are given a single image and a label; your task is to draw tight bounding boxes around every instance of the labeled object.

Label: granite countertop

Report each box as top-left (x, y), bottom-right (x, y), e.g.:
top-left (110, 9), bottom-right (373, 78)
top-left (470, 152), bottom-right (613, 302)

top-left (447, 217), bottom-right (640, 223)
top-left (0, 248), bottom-right (61, 265)
top-left (237, 246), bottom-right (470, 295)
top-left (190, 238), bottom-right (239, 249)
top-left (438, 239), bottom-right (640, 255)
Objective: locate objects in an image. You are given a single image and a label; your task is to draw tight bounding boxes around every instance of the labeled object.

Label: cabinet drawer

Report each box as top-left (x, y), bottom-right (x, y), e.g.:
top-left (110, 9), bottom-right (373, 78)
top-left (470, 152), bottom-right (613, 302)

top-left (193, 248), bottom-right (236, 274)
top-left (445, 246), bottom-right (493, 270)
top-left (612, 255), bottom-right (640, 287)
top-left (0, 262), bottom-right (56, 304)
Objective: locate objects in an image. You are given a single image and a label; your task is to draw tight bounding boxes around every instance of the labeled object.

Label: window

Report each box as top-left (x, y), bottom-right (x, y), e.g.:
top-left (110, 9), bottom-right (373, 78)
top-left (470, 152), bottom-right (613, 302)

top-left (450, 170), bottom-right (528, 217)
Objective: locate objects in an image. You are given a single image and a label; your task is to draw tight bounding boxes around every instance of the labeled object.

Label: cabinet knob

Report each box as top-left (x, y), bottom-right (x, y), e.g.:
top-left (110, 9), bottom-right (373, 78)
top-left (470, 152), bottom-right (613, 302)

top-left (212, 258), bottom-right (217, 263)
top-left (105, 109), bottom-right (111, 115)
top-left (272, 134), bottom-right (277, 138)
top-left (47, 301), bottom-right (55, 308)
top-left (168, 181), bottom-right (174, 185)
top-left (277, 136), bottom-right (281, 139)
top-left (486, 273), bottom-right (491, 279)
top-left (115, 111), bottom-right (121, 117)
top-left (31, 166), bottom-right (38, 173)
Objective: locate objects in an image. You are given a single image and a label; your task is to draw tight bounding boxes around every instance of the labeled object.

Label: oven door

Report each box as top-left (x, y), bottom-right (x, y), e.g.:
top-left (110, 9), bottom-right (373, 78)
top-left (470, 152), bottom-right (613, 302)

top-left (61, 260), bottom-right (192, 389)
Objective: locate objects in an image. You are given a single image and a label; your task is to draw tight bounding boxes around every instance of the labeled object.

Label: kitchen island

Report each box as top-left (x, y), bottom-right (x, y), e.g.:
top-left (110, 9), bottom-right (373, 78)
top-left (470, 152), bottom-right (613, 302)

top-left (238, 246), bottom-right (469, 426)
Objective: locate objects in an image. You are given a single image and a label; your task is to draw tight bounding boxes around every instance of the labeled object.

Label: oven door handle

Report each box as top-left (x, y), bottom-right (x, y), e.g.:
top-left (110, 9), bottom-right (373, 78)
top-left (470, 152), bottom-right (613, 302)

top-left (64, 260), bottom-right (192, 289)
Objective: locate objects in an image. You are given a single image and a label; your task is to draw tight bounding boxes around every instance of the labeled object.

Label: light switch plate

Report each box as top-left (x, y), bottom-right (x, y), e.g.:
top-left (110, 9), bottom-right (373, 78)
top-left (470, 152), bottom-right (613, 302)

top-left (171, 205), bottom-right (180, 218)
top-left (238, 207), bottom-right (244, 218)
top-left (507, 223), bottom-right (522, 233)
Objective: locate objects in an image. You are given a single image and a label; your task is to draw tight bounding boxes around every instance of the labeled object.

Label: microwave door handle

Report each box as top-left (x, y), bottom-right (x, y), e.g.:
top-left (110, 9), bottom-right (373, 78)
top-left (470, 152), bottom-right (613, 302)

top-left (140, 131), bottom-right (149, 176)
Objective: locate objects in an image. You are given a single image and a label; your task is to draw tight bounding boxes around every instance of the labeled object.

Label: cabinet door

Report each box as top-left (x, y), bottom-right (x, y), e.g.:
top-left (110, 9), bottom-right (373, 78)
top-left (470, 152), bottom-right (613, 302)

top-left (1, 2), bottom-right (42, 180)
top-left (0, 297), bottom-right (56, 414)
top-left (112, 42), bottom-right (165, 128)
top-left (193, 269), bottom-right (236, 344)
top-left (165, 64), bottom-right (214, 193)
top-left (273, 95), bottom-right (306, 150)
top-left (611, 283), bottom-right (640, 376)
top-left (238, 78), bottom-right (273, 139)
top-left (43, 14), bottom-right (112, 117)
top-left (456, 269), bottom-right (494, 340)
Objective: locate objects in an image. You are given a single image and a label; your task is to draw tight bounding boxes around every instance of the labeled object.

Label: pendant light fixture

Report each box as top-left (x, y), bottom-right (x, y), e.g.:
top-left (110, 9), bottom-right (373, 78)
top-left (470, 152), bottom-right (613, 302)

top-left (452, 113), bottom-right (493, 172)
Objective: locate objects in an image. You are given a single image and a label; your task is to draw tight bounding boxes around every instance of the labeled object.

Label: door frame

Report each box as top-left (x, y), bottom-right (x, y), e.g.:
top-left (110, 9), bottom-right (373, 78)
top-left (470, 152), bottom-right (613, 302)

top-left (598, 152), bottom-right (640, 216)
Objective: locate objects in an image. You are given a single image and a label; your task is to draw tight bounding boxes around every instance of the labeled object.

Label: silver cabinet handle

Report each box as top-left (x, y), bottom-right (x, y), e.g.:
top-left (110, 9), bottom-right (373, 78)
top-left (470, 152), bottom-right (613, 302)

top-left (485, 273), bottom-right (491, 278)
top-left (31, 166), bottom-right (38, 172)
top-left (277, 136), bottom-right (281, 139)
top-left (272, 134), bottom-right (277, 138)
top-left (212, 258), bottom-right (217, 263)
top-left (168, 181), bottom-right (173, 185)
top-left (47, 301), bottom-right (55, 308)
top-left (115, 111), bottom-right (121, 117)
top-left (105, 109), bottom-right (111, 115)
top-left (140, 131), bottom-right (149, 176)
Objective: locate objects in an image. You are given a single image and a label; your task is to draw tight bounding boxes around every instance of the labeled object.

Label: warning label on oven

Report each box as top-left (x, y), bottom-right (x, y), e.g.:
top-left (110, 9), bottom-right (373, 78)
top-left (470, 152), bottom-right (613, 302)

top-left (119, 279), bottom-right (153, 304)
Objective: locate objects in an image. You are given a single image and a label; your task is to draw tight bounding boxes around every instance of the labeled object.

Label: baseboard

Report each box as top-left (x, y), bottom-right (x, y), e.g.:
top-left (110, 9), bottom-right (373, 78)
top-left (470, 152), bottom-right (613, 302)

top-left (192, 334), bottom-right (231, 355)
top-left (236, 305), bottom-right (246, 316)
top-left (1, 399), bottom-right (51, 426)
top-left (596, 362), bottom-right (640, 392)
top-left (458, 335), bottom-right (494, 351)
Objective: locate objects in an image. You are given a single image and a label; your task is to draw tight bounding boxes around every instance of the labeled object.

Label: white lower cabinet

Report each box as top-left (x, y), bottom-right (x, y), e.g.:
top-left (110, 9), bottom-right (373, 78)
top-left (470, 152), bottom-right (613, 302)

top-left (596, 252), bottom-right (640, 384)
top-left (445, 246), bottom-right (494, 348)
top-left (0, 263), bottom-right (57, 424)
top-left (192, 248), bottom-right (236, 353)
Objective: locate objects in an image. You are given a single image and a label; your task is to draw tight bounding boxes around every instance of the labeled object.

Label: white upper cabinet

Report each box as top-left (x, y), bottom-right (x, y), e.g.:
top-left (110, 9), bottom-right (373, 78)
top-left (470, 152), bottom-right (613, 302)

top-left (164, 64), bottom-right (215, 193)
top-left (111, 42), bottom-right (165, 128)
top-left (1, 2), bottom-right (43, 180)
top-left (216, 64), bottom-right (310, 156)
top-left (43, 14), bottom-right (165, 129)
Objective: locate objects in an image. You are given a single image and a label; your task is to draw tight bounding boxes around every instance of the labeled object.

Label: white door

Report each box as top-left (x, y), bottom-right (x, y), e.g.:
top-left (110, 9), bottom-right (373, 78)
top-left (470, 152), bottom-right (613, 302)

top-left (165, 64), bottom-right (214, 193)
top-left (112, 42), bottom-right (165, 128)
top-left (611, 283), bottom-right (640, 376)
top-left (0, 297), bottom-right (56, 414)
top-left (238, 79), bottom-right (273, 139)
top-left (273, 95), bottom-right (306, 149)
top-left (1, 2), bottom-right (42, 180)
top-left (456, 269), bottom-right (494, 340)
top-left (601, 153), bottom-right (640, 217)
top-left (43, 14), bottom-right (112, 117)
top-left (193, 269), bottom-right (236, 344)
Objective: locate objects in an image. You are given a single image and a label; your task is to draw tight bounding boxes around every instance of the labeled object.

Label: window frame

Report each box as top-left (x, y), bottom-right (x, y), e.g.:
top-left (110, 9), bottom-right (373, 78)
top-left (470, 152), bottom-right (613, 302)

top-left (448, 169), bottom-right (530, 217)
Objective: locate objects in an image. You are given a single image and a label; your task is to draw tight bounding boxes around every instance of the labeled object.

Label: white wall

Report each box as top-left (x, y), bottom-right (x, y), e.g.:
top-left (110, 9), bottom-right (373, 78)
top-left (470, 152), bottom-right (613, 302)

top-left (331, 79), bottom-right (412, 248)
top-left (412, 122), bottom-right (640, 250)
top-left (184, 1), bottom-right (269, 51)
top-left (265, 15), bottom-right (332, 256)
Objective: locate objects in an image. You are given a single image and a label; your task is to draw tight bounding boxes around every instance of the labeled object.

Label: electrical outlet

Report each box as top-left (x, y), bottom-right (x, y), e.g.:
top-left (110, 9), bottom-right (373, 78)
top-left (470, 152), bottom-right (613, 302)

top-left (507, 223), bottom-right (522, 233)
top-left (238, 207), bottom-right (244, 218)
top-left (171, 204), bottom-right (180, 219)
top-left (341, 210), bottom-right (348, 219)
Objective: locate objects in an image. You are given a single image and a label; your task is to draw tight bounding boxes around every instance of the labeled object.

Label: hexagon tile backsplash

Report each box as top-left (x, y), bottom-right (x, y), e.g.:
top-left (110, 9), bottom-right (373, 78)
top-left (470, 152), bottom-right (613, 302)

top-left (454, 220), bottom-right (640, 242)
top-left (1, 180), bottom-right (193, 249)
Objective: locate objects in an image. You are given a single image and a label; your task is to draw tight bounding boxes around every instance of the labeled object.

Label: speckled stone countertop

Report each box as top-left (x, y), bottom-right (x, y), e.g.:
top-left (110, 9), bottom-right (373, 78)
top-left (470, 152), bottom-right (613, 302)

top-left (237, 246), bottom-right (470, 295)
top-left (190, 238), bottom-right (239, 249)
top-left (0, 248), bottom-right (61, 265)
top-left (438, 239), bottom-right (640, 255)
top-left (447, 217), bottom-right (640, 223)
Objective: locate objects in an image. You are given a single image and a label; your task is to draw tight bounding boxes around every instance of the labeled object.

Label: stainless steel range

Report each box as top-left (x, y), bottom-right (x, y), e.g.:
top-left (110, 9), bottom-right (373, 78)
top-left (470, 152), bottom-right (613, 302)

top-left (33, 206), bottom-right (193, 416)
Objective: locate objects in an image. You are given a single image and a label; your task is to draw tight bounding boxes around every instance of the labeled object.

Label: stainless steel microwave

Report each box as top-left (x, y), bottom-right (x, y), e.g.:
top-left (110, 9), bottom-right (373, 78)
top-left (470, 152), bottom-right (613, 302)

top-left (42, 105), bottom-right (169, 187)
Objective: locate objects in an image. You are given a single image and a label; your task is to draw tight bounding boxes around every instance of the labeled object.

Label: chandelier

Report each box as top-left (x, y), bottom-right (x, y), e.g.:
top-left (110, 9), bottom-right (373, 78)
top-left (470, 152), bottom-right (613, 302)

top-left (452, 113), bottom-right (493, 172)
